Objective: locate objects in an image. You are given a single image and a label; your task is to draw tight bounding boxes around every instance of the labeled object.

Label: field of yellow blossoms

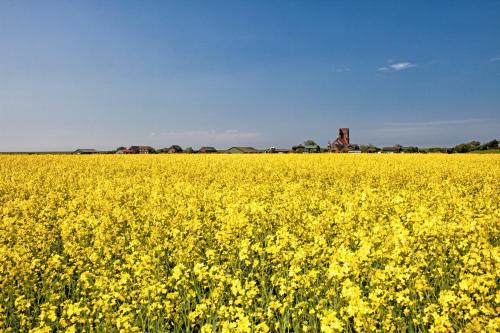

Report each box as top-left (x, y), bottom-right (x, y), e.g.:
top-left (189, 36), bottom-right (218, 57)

top-left (0, 154), bottom-right (498, 332)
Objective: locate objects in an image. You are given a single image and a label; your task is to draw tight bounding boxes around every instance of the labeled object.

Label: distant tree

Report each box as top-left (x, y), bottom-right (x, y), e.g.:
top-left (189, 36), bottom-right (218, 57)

top-left (303, 140), bottom-right (318, 146)
top-left (454, 143), bottom-right (470, 153)
top-left (468, 141), bottom-right (481, 151)
top-left (478, 144), bottom-right (488, 150)
top-left (360, 144), bottom-right (379, 153)
top-left (185, 147), bottom-right (194, 153)
top-left (454, 140), bottom-right (484, 153)
top-left (479, 139), bottom-right (499, 150)
top-left (487, 139), bottom-right (499, 148)
top-left (403, 146), bottom-right (419, 153)
top-left (426, 147), bottom-right (450, 153)
top-left (116, 146), bottom-right (126, 151)
top-left (292, 144), bottom-right (305, 153)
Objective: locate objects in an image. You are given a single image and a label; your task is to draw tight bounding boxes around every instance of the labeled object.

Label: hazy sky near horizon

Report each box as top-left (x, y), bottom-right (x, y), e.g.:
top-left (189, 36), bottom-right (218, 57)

top-left (1, 1), bottom-right (499, 150)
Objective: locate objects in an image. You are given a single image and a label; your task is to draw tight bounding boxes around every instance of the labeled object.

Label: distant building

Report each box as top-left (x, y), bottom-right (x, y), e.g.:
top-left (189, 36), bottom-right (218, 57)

top-left (128, 146), bottom-right (156, 154)
top-left (292, 144), bottom-right (305, 153)
top-left (381, 146), bottom-right (402, 153)
top-left (303, 144), bottom-right (320, 153)
top-left (227, 147), bottom-right (259, 154)
top-left (328, 128), bottom-right (360, 152)
top-left (266, 147), bottom-right (291, 153)
top-left (74, 149), bottom-right (97, 154)
top-left (116, 148), bottom-right (132, 154)
top-left (166, 145), bottom-right (183, 153)
top-left (199, 146), bottom-right (217, 153)
top-left (335, 128), bottom-right (350, 145)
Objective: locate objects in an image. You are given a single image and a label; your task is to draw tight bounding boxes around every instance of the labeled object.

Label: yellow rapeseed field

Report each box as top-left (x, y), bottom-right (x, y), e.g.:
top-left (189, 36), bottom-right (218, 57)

top-left (0, 154), bottom-right (498, 332)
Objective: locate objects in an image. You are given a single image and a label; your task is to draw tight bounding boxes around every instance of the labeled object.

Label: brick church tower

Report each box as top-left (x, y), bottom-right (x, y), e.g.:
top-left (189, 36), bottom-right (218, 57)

top-left (334, 128), bottom-right (350, 145)
top-left (329, 128), bottom-right (358, 152)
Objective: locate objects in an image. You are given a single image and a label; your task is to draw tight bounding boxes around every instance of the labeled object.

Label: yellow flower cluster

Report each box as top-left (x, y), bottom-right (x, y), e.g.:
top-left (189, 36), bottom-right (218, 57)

top-left (0, 154), bottom-right (498, 332)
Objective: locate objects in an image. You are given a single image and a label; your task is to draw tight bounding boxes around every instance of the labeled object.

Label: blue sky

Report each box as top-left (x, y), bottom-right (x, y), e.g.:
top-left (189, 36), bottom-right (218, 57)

top-left (0, 1), bottom-right (499, 150)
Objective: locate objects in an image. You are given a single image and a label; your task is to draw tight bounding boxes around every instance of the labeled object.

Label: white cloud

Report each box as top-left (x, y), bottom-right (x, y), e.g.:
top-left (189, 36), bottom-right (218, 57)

top-left (490, 57), bottom-right (500, 62)
top-left (377, 62), bottom-right (416, 72)
top-left (390, 62), bottom-right (416, 70)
